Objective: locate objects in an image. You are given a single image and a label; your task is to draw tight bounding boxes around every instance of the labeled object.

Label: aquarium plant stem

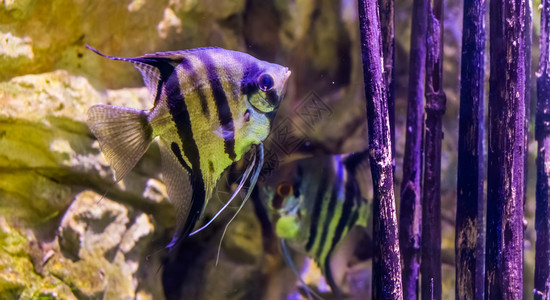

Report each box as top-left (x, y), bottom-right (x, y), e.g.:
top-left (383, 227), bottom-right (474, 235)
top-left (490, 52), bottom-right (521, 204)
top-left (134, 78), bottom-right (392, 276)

top-left (485, 0), bottom-right (527, 297)
top-left (398, 0), bottom-right (427, 296)
top-left (535, 0), bottom-right (550, 297)
top-left (357, 0), bottom-right (403, 298)
top-left (420, 0), bottom-right (446, 297)
top-left (524, 0), bottom-right (532, 210)
top-left (378, 0), bottom-right (395, 171)
top-left (455, 0), bottom-right (486, 297)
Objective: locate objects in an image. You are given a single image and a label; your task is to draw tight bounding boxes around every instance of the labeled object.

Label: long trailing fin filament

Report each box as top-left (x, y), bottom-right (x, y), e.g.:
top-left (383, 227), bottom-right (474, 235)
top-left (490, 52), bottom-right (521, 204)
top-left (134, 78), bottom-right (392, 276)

top-left (189, 154), bottom-right (256, 236)
top-left (216, 144), bottom-right (264, 266)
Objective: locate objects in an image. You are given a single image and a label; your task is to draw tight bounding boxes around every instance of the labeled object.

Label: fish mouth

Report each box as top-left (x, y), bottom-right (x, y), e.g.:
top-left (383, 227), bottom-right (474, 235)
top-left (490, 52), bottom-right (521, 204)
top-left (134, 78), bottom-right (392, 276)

top-left (284, 68), bottom-right (292, 83)
top-left (281, 68), bottom-right (292, 98)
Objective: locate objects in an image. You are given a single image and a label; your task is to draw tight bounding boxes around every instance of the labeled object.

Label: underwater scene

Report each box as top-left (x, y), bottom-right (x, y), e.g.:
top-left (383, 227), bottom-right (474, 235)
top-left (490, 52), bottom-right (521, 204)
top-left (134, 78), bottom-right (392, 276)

top-left (0, 0), bottom-right (548, 299)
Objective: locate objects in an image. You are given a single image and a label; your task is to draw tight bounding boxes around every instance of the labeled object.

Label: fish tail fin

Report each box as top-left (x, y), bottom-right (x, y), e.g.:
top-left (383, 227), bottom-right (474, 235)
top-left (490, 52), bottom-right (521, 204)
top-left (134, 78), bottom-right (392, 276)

top-left (88, 104), bottom-right (153, 181)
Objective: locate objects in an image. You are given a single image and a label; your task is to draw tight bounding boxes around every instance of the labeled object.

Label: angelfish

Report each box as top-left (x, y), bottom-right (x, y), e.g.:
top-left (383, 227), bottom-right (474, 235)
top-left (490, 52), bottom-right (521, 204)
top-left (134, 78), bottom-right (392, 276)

top-left (86, 46), bottom-right (291, 248)
top-left (258, 152), bottom-right (370, 296)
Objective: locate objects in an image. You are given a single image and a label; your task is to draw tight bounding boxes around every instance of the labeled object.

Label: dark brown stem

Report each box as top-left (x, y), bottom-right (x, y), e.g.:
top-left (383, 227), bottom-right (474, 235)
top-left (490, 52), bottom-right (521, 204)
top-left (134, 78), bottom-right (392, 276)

top-left (455, 0), bottom-right (486, 298)
top-left (378, 0), bottom-right (395, 170)
top-left (420, 0), bottom-right (445, 298)
top-left (398, 0), bottom-right (427, 297)
top-left (524, 0), bottom-right (532, 207)
top-left (535, 0), bottom-right (550, 298)
top-left (485, 0), bottom-right (527, 297)
top-left (357, 0), bottom-right (403, 298)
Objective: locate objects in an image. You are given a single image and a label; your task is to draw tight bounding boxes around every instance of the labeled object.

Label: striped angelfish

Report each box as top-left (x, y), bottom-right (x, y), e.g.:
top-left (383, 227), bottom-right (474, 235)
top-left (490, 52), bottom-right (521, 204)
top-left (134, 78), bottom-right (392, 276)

top-left (86, 46), bottom-right (291, 248)
top-left (258, 152), bottom-right (370, 297)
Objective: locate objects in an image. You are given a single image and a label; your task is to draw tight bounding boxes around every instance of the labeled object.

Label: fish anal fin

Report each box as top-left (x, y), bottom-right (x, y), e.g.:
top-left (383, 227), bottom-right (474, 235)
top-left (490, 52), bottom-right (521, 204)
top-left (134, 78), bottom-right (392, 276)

top-left (87, 104), bottom-right (153, 181)
top-left (159, 139), bottom-right (193, 247)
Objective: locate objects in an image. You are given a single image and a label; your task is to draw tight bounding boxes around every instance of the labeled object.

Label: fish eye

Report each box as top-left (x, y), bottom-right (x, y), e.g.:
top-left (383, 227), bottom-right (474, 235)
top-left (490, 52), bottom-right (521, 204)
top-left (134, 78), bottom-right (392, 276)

top-left (276, 182), bottom-right (293, 197)
top-left (272, 182), bottom-right (293, 210)
top-left (257, 73), bottom-right (274, 92)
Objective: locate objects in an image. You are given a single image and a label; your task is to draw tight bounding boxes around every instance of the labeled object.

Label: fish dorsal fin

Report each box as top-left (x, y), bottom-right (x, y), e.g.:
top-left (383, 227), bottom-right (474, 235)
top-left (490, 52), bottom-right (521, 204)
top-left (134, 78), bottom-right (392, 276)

top-left (141, 46), bottom-right (221, 59)
top-left (133, 63), bottom-right (162, 102)
top-left (158, 139), bottom-right (193, 248)
top-left (132, 47), bottom-right (222, 100)
top-left (342, 150), bottom-right (371, 204)
top-left (87, 45), bottom-right (188, 103)
top-left (87, 105), bottom-right (153, 181)
top-left (342, 149), bottom-right (369, 175)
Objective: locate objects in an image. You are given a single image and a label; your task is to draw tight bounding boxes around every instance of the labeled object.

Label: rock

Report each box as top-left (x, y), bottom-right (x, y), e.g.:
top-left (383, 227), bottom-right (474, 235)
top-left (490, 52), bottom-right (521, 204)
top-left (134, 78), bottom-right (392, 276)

top-left (0, 71), bottom-right (172, 299)
top-left (0, 216), bottom-right (76, 299)
top-left (0, 71), bottom-right (164, 227)
top-left (49, 191), bottom-right (157, 300)
top-left (0, 189), bottom-right (162, 299)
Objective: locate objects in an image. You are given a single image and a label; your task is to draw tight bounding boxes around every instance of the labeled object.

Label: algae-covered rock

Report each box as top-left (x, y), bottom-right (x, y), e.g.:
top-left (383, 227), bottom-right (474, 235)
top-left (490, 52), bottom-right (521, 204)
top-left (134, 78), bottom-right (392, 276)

top-left (0, 191), bottom-right (160, 299)
top-left (0, 71), bottom-right (172, 299)
top-left (0, 71), bottom-right (169, 227)
top-left (49, 191), bottom-right (157, 300)
top-left (0, 216), bottom-right (76, 299)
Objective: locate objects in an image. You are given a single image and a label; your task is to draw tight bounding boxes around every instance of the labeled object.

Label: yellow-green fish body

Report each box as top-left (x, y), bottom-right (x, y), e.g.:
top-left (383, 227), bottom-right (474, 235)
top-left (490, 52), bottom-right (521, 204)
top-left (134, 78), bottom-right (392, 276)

top-left (87, 46), bottom-right (291, 247)
top-left (259, 153), bottom-right (370, 293)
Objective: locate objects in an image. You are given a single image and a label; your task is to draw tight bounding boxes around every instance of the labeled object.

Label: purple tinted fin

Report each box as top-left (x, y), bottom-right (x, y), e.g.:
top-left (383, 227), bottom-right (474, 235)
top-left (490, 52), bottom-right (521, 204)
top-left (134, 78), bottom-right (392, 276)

top-left (87, 45), bottom-right (194, 104)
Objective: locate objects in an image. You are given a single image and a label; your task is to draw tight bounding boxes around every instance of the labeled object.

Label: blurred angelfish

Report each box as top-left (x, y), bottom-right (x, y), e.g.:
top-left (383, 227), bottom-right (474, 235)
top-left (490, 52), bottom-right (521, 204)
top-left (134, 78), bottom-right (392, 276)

top-left (86, 46), bottom-right (291, 248)
top-left (258, 152), bottom-right (371, 297)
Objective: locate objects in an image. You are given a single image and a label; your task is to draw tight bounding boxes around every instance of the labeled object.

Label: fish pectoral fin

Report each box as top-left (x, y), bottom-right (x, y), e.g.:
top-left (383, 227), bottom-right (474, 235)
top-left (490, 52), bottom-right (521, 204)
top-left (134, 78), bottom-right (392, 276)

top-left (213, 121), bottom-right (235, 140)
top-left (87, 105), bottom-right (153, 181)
top-left (159, 139), bottom-right (194, 248)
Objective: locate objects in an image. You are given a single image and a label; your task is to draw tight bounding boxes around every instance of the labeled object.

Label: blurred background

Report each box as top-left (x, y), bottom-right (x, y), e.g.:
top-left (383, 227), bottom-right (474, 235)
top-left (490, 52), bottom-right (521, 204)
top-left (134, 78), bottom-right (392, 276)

top-left (0, 0), bottom-right (542, 298)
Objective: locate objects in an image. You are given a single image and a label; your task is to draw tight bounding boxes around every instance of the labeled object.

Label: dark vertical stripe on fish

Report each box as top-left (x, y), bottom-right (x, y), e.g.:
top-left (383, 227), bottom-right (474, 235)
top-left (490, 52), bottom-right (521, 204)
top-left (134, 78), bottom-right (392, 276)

top-left (348, 209), bottom-right (359, 231)
top-left (164, 67), bottom-right (206, 243)
top-left (199, 53), bottom-right (236, 160)
top-left (317, 176), bottom-right (356, 293)
top-left (305, 167), bottom-right (329, 252)
top-left (315, 178), bottom-right (340, 260)
top-left (171, 142), bottom-right (192, 174)
top-left (126, 57), bottom-right (175, 108)
top-left (153, 77), bottom-right (163, 106)
top-left (330, 175), bottom-right (356, 257)
top-left (224, 64), bottom-right (240, 103)
top-left (240, 62), bottom-right (260, 96)
top-left (179, 58), bottom-right (210, 117)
